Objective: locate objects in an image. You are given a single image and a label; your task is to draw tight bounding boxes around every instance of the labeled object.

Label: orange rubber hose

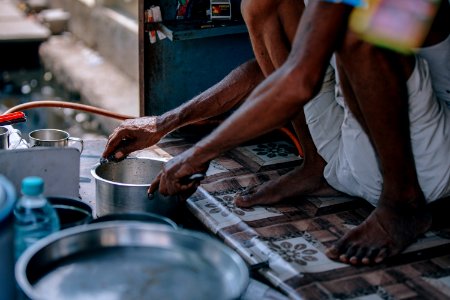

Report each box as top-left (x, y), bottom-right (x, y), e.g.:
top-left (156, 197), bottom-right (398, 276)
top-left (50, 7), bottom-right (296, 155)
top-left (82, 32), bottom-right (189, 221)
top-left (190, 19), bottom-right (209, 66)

top-left (279, 127), bottom-right (304, 158)
top-left (3, 101), bottom-right (304, 157)
top-left (3, 100), bottom-right (136, 120)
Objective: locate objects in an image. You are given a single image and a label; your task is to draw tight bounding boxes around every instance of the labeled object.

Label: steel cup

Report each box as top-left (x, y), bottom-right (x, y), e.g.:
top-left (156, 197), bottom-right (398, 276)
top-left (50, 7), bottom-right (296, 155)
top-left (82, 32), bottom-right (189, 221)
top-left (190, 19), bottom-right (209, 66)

top-left (29, 129), bottom-right (84, 152)
top-left (0, 126), bottom-right (24, 150)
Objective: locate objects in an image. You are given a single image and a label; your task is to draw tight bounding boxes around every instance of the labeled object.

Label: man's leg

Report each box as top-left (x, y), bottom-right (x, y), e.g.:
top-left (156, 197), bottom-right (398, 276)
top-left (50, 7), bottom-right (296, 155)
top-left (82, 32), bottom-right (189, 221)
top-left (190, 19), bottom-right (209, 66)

top-left (235, 0), bottom-right (341, 207)
top-left (326, 33), bottom-right (432, 265)
top-left (235, 67), bottom-right (343, 207)
top-left (241, 0), bottom-right (304, 75)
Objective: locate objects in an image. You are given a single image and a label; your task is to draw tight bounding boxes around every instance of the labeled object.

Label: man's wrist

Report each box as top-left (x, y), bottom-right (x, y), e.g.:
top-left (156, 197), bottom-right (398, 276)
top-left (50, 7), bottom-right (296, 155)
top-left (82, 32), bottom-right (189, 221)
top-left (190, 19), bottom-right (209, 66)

top-left (155, 114), bottom-right (176, 137)
top-left (192, 143), bottom-right (219, 165)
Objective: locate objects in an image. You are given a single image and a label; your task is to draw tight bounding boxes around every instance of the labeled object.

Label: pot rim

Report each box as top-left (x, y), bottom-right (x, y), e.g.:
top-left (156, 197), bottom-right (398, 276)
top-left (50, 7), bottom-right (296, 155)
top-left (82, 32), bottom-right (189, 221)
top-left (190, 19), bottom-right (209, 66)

top-left (0, 175), bottom-right (16, 223)
top-left (89, 211), bottom-right (178, 229)
top-left (90, 157), bottom-right (167, 187)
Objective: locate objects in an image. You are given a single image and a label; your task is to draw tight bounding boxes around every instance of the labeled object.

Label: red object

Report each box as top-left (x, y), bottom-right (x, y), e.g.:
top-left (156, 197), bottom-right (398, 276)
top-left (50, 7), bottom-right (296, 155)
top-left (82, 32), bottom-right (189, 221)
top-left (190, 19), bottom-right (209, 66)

top-left (0, 111), bottom-right (27, 126)
top-left (279, 127), bottom-right (304, 158)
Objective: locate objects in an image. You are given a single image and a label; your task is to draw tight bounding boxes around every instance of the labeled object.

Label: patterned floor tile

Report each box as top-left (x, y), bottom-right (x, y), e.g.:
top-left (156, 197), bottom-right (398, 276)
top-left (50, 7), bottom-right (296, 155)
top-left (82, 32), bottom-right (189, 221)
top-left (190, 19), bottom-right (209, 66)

top-left (152, 138), bottom-right (450, 300)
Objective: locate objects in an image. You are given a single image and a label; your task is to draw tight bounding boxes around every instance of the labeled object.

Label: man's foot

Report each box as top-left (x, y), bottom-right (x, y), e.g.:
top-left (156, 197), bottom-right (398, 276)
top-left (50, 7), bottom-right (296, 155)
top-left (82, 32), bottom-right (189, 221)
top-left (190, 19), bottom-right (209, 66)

top-left (234, 164), bottom-right (342, 207)
top-left (326, 201), bottom-right (432, 265)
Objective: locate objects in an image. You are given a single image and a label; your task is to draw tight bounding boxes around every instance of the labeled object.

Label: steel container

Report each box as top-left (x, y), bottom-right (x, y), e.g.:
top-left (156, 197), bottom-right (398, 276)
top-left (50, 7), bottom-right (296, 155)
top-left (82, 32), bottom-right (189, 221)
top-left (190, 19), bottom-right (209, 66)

top-left (91, 158), bottom-right (179, 218)
top-left (89, 211), bottom-right (177, 229)
top-left (48, 197), bottom-right (93, 229)
top-left (15, 222), bottom-right (249, 300)
top-left (0, 175), bottom-right (16, 300)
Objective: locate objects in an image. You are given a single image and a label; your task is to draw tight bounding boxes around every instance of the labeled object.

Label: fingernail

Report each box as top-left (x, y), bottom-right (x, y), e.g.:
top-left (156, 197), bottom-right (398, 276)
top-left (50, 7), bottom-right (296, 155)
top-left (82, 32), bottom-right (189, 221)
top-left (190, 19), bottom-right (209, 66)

top-left (241, 195), bottom-right (249, 201)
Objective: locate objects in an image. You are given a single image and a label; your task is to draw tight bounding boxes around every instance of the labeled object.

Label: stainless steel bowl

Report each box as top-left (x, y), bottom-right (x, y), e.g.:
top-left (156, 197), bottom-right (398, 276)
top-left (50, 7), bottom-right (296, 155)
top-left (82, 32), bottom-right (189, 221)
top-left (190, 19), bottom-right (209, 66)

top-left (91, 158), bottom-right (179, 218)
top-left (0, 175), bottom-right (16, 300)
top-left (15, 222), bottom-right (249, 300)
top-left (48, 197), bottom-right (93, 229)
top-left (89, 212), bottom-right (177, 229)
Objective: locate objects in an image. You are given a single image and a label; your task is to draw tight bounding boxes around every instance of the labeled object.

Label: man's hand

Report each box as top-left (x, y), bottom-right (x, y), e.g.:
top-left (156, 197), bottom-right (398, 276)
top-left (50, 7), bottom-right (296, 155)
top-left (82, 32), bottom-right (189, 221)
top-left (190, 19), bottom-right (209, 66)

top-left (102, 116), bottom-right (166, 160)
top-left (148, 147), bottom-right (209, 197)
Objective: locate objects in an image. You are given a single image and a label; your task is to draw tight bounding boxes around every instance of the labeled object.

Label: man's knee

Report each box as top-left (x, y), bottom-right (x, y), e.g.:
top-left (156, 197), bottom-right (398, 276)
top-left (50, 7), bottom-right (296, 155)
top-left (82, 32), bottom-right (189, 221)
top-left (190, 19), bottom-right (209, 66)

top-left (241, 0), bottom-right (278, 27)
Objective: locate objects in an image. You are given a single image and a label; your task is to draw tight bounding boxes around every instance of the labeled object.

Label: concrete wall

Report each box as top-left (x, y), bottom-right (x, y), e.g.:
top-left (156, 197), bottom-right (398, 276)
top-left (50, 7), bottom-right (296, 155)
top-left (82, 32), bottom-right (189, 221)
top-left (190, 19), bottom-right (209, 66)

top-left (48, 0), bottom-right (138, 81)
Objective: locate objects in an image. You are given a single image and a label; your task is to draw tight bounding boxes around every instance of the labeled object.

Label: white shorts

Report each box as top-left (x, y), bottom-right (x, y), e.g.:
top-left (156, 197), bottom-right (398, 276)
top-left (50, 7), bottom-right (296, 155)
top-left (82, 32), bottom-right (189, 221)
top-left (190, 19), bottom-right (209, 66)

top-left (304, 57), bottom-right (450, 206)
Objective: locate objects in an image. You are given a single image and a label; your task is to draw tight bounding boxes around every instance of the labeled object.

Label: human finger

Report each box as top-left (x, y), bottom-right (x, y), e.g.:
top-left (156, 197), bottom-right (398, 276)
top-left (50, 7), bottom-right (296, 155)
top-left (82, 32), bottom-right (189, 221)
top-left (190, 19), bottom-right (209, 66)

top-left (148, 172), bottom-right (162, 198)
top-left (109, 139), bottom-right (142, 161)
top-left (102, 129), bottom-right (128, 158)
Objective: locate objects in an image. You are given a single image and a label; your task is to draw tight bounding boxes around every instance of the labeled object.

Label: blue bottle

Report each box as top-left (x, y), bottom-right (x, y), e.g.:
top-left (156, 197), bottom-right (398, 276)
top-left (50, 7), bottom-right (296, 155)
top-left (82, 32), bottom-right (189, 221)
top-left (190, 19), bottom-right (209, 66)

top-left (14, 176), bottom-right (60, 259)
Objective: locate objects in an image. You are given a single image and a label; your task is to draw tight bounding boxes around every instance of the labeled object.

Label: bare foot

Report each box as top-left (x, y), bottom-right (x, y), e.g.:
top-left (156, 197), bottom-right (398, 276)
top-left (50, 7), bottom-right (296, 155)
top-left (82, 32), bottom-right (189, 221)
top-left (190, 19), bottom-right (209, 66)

top-left (326, 200), bottom-right (432, 265)
top-left (234, 164), bottom-right (342, 208)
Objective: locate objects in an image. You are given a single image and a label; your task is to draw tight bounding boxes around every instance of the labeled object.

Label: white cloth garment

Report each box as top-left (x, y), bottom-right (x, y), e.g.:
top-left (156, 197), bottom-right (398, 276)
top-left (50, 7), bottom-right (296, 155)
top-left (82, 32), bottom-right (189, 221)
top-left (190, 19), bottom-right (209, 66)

top-left (304, 37), bottom-right (450, 206)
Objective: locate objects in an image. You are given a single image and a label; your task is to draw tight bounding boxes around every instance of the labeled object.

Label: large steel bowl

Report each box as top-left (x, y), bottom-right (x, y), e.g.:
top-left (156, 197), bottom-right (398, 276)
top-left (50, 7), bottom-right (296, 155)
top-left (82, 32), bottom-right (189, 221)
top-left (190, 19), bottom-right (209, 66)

top-left (91, 158), bottom-right (179, 218)
top-left (0, 175), bottom-right (16, 300)
top-left (15, 222), bottom-right (249, 300)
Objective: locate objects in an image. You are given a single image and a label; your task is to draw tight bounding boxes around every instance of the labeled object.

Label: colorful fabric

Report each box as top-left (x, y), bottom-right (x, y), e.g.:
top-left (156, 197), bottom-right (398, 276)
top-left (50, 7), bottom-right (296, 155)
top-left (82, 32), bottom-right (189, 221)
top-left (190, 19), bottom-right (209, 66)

top-left (321, 0), bottom-right (365, 7)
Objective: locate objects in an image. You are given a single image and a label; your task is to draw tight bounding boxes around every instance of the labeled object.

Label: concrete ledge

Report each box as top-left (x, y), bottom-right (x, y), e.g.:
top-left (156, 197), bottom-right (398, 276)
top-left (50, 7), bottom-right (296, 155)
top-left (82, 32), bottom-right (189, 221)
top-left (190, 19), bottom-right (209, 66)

top-left (0, 18), bottom-right (50, 41)
top-left (93, 7), bottom-right (138, 81)
top-left (0, 0), bottom-right (50, 69)
top-left (48, 0), bottom-right (138, 81)
top-left (39, 34), bottom-right (139, 133)
top-left (0, 1), bottom-right (25, 20)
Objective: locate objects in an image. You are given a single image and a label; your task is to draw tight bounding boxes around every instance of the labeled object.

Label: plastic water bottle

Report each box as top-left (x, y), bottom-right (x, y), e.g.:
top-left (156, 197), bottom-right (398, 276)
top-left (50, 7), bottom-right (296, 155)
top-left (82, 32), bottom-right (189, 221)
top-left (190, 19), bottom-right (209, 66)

top-left (14, 177), bottom-right (60, 259)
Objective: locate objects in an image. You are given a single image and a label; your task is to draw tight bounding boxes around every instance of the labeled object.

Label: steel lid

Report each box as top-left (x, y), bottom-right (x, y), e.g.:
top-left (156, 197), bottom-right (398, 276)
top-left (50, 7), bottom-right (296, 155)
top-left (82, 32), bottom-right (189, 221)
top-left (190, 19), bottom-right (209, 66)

top-left (16, 222), bottom-right (250, 300)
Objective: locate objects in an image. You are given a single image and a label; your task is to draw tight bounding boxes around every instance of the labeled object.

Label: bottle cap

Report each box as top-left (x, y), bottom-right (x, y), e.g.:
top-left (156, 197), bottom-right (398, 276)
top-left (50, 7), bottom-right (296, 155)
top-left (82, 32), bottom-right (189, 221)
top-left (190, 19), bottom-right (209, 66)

top-left (21, 177), bottom-right (44, 196)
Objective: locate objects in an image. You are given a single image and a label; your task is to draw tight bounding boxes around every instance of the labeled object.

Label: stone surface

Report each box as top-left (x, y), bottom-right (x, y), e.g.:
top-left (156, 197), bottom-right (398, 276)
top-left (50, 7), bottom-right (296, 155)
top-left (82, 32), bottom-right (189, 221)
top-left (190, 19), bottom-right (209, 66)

top-left (0, 0), bottom-right (50, 69)
top-left (0, 1), bottom-right (24, 19)
top-left (39, 34), bottom-right (139, 133)
top-left (0, 18), bottom-right (50, 41)
top-left (47, 0), bottom-right (138, 81)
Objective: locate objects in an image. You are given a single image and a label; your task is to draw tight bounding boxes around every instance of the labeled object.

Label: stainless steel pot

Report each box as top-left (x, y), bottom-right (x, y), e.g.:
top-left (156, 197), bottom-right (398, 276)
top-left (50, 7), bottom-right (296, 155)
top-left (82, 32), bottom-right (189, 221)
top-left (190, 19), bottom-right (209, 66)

top-left (0, 175), bottom-right (16, 300)
top-left (91, 158), bottom-right (179, 218)
top-left (15, 222), bottom-right (249, 300)
top-left (89, 211), bottom-right (177, 229)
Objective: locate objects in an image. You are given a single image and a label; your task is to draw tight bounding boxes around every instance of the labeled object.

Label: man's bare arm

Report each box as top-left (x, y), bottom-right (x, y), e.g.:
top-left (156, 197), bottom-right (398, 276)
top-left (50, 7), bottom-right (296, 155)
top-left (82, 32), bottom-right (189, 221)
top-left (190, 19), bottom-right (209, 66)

top-left (103, 59), bottom-right (264, 159)
top-left (192, 2), bottom-right (352, 162)
top-left (150, 2), bottom-right (354, 196)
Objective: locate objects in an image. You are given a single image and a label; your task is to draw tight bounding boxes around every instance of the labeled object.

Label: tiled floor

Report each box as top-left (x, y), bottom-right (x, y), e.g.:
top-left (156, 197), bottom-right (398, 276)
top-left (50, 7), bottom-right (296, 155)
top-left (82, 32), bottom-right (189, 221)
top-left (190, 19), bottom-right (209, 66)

top-left (81, 137), bottom-right (450, 300)
top-left (150, 136), bottom-right (450, 300)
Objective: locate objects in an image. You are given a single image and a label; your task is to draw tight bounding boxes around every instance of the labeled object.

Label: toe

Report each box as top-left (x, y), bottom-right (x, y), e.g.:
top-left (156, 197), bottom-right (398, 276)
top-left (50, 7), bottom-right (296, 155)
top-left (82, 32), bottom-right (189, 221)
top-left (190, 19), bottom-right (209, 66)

top-left (350, 247), bottom-right (368, 265)
top-left (235, 183), bottom-right (283, 207)
top-left (374, 248), bottom-right (389, 264)
top-left (234, 195), bottom-right (254, 208)
top-left (362, 247), bottom-right (380, 265)
top-left (326, 237), bottom-right (350, 261)
top-left (325, 245), bottom-right (340, 260)
top-left (340, 244), bottom-right (357, 263)
top-left (234, 185), bottom-right (261, 208)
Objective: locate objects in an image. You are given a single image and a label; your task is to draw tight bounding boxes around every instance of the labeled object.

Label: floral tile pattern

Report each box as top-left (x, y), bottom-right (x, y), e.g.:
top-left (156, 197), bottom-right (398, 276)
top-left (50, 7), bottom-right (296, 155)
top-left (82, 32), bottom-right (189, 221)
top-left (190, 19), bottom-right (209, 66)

top-left (265, 236), bottom-right (345, 273)
top-left (179, 138), bottom-right (450, 300)
top-left (239, 141), bottom-right (301, 166)
top-left (81, 139), bottom-right (450, 299)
